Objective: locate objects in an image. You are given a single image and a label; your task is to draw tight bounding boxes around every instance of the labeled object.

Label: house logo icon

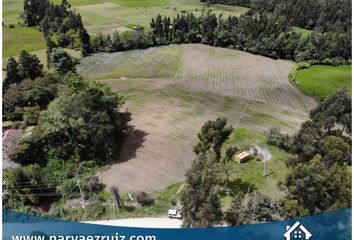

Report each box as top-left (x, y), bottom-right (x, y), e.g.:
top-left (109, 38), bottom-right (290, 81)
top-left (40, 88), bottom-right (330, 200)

top-left (284, 221), bottom-right (312, 240)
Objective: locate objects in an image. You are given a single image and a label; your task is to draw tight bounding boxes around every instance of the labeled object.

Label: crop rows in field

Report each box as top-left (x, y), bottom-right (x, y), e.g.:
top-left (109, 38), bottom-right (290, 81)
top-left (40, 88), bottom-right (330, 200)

top-left (76, 44), bottom-right (313, 192)
top-left (180, 44), bottom-right (316, 113)
top-left (77, 45), bottom-right (181, 79)
top-left (97, 77), bottom-right (306, 192)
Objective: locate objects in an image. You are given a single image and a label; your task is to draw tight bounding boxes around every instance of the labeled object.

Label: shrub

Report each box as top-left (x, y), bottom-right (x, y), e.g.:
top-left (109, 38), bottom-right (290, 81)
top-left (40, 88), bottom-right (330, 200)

top-left (265, 127), bottom-right (292, 151)
top-left (224, 146), bottom-right (239, 162)
top-left (23, 106), bottom-right (41, 125)
top-left (136, 192), bottom-right (155, 206)
top-left (8, 24), bottom-right (15, 28)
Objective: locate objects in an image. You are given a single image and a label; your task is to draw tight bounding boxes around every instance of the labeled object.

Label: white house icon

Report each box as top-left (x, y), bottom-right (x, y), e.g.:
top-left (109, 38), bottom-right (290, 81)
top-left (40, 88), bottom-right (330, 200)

top-left (284, 221), bottom-right (312, 240)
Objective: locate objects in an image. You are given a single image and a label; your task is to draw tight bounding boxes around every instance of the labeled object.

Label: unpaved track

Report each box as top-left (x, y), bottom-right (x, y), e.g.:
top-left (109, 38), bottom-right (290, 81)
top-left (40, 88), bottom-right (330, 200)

top-left (77, 44), bottom-right (315, 193)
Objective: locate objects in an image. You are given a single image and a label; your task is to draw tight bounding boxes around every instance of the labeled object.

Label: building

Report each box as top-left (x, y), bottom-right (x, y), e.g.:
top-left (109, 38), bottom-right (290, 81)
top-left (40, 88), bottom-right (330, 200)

top-left (2, 129), bottom-right (22, 170)
top-left (234, 151), bottom-right (251, 164)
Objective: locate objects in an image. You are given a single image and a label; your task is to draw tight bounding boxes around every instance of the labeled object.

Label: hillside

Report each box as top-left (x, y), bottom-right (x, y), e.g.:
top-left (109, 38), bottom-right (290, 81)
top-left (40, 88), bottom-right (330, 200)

top-left (77, 44), bottom-right (315, 192)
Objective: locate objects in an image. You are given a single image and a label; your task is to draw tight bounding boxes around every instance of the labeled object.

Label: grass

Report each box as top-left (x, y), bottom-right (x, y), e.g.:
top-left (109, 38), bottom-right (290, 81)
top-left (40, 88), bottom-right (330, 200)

top-left (78, 45), bottom-right (182, 79)
top-left (294, 64), bottom-right (352, 100)
top-left (113, 0), bottom-right (168, 7)
top-left (243, 112), bottom-right (294, 129)
top-left (291, 27), bottom-right (312, 38)
top-left (3, 26), bottom-right (47, 58)
top-left (112, 182), bottom-right (182, 219)
top-left (221, 128), bottom-right (291, 201)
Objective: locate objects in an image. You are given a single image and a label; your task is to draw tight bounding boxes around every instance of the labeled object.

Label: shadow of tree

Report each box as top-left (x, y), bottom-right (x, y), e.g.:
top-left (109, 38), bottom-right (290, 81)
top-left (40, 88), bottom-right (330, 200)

top-left (115, 125), bottom-right (148, 163)
top-left (226, 178), bottom-right (257, 197)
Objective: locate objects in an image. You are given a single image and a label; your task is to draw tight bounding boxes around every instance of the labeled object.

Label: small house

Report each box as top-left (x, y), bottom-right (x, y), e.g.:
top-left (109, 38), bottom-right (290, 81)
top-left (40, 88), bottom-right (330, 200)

top-left (234, 151), bottom-right (251, 164)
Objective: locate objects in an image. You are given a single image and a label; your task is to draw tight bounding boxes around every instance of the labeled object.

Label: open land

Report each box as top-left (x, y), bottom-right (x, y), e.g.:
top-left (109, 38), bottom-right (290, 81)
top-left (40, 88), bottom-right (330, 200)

top-left (76, 44), bottom-right (316, 194)
top-left (294, 64), bottom-right (352, 101)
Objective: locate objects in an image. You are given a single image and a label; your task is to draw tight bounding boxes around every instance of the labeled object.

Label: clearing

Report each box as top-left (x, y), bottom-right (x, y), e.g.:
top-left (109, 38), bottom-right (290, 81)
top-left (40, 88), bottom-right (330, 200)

top-left (294, 64), bottom-right (352, 100)
top-left (221, 128), bottom-right (291, 202)
top-left (76, 44), bottom-right (315, 193)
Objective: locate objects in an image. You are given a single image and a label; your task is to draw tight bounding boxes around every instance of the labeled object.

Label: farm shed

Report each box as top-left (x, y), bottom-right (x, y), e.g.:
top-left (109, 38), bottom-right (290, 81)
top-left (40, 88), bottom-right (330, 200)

top-left (234, 151), bottom-right (251, 164)
top-left (2, 129), bottom-right (22, 170)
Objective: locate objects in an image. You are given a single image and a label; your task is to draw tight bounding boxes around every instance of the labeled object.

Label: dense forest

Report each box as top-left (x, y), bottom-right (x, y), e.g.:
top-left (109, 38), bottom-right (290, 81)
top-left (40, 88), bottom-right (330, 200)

top-left (203, 0), bottom-right (351, 32)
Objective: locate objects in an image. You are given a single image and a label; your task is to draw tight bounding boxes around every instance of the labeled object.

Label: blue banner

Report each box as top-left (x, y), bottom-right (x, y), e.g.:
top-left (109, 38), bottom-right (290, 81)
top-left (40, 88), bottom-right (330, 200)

top-left (3, 208), bottom-right (351, 240)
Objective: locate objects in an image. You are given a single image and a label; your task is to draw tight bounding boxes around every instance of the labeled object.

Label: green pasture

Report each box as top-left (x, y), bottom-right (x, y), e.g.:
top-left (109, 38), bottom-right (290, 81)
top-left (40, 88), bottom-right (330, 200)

top-left (294, 64), bottom-right (352, 100)
top-left (222, 128), bottom-right (291, 201)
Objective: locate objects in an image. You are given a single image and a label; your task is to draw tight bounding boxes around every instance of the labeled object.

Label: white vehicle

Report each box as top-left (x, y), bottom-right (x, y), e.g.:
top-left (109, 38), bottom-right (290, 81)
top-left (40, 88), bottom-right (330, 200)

top-left (168, 209), bottom-right (183, 219)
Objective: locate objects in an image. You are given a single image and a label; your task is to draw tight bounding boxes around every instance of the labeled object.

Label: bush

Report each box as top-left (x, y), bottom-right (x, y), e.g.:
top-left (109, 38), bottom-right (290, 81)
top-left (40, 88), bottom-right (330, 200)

top-left (224, 146), bottom-right (239, 162)
top-left (136, 192), bottom-right (155, 206)
top-left (23, 106), bottom-right (41, 125)
top-left (265, 127), bottom-right (292, 151)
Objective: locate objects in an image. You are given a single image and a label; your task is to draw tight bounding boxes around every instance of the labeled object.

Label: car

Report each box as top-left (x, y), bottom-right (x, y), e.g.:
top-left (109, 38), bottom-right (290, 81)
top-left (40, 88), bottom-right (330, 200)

top-left (168, 209), bottom-right (183, 219)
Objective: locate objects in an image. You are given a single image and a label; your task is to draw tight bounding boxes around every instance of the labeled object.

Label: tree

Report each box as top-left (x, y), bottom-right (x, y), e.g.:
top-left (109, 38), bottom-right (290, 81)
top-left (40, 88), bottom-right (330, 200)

top-left (3, 57), bottom-right (21, 91)
top-left (79, 28), bottom-right (91, 56)
top-left (319, 136), bottom-right (351, 167)
top-left (23, 105), bottom-right (41, 125)
top-left (18, 50), bottom-right (43, 80)
top-left (3, 75), bottom-right (59, 121)
top-left (291, 88), bottom-right (351, 164)
top-left (13, 73), bottom-right (129, 165)
top-left (181, 151), bottom-right (223, 227)
top-left (225, 191), bottom-right (284, 225)
top-left (284, 155), bottom-right (351, 215)
top-left (49, 48), bottom-right (77, 75)
top-left (193, 117), bottom-right (234, 157)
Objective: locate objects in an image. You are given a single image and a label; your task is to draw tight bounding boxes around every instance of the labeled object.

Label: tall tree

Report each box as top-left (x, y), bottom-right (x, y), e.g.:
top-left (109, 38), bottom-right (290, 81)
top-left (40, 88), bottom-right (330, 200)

top-left (181, 150), bottom-right (223, 227)
top-left (49, 48), bottom-right (77, 75)
top-left (193, 117), bottom-right (234, 157)
top-left (17, 50), bottom-right (43, 80)
top-left (79, 28), bottom-right (92, 57)
top-left (3, 57), bottom-right (21, 91)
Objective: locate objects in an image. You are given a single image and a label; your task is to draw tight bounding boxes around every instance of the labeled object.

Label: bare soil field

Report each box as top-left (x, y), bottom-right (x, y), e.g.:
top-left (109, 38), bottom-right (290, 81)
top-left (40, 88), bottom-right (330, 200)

top-left (76, 44), bottom-right (314, 193)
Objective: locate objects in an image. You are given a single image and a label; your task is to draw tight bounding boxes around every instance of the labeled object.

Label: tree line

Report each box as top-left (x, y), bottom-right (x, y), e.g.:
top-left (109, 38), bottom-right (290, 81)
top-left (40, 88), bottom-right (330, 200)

top-left (22, 0), bottom-right (351, 63)
top-left (201, 0), bottom-right (254, 8)
top-left (87, 9), bottom-right (351, 64)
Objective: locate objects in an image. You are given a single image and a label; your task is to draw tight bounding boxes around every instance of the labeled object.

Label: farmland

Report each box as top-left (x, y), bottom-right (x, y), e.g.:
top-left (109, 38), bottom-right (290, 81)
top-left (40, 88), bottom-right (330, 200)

top-left (294, 64), bottom-right (352, 100)
top-left (3, 26), bottom-right (46, 58)
top-left (77, 44), bottom-right (314, 193)
top-left (2, 0), bottom-right (248, 58)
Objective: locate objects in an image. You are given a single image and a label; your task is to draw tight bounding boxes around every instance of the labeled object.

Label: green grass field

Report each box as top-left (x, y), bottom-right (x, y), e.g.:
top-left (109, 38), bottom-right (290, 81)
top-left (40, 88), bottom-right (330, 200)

top-left (3, 26), bottom-right (46, 58)
top-left (294, 64), bottom-right (352, 100)
top-left (222, 128), bottom-right (291, 201)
